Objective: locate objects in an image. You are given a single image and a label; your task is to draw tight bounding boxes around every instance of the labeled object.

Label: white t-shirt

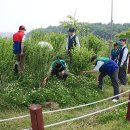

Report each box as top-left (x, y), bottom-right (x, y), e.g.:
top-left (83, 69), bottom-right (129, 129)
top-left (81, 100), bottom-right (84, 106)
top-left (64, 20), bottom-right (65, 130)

top-left (93, 61), bottom-right (104, 71)
top-left (22, 35), bottom-right (26, 42)
top-left (120, 45), bottom-right (128, 66)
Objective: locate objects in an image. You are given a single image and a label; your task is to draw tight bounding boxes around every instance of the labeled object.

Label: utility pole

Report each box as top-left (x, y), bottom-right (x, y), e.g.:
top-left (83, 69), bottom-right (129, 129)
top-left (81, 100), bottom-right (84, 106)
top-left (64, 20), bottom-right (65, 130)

top-left (109, 0), bottom-right (113, 56)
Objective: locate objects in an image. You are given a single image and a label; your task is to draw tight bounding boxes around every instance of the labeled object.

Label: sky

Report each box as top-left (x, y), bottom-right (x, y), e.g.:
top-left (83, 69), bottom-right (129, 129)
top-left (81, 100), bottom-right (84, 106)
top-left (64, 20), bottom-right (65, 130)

top-left (0, 0), bottom-right (130, 32)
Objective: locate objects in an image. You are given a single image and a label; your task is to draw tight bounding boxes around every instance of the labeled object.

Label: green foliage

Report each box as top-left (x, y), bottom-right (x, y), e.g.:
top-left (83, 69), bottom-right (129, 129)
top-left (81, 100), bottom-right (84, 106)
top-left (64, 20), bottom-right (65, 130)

top-left (42, 23), bottom-right (130, 40)
top-left (88, 33), bottom-right (104, 55)
top-left (71, 46), bottom-right (94, 74)
top-left (60, 13), bottom-right (90, 37)
top-left (29, 28), bottom-right (48, 43)
top-left (0, 38), bottom-right (14, 74)
top-left (48, 32), bottom-right (66, 51)
top-left (60, 13), bottom-right (78, 29)
top-left (116, 28), bottom-right (130, 39)
top-left (0, 30), bottom-right (109, 109)
top-left (2, 75), bottom-right (101, 107)
top-left (116, 28), bottom-right (130, 51)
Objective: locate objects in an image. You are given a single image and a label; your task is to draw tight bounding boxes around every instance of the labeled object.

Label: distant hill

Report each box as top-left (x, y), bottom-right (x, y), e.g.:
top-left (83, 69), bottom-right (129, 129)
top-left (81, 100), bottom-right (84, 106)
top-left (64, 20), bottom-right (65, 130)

top-left (2, 23), bottom-right (130, 40)
top-left (29, 23), bottom-right (130, 40)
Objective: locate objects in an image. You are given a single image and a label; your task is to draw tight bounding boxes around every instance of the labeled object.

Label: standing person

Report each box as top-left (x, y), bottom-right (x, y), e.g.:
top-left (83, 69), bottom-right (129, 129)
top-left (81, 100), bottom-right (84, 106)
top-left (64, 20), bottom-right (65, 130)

top-left (81, 57), bottom-right (119, 102)
top-left (66, 28), bottom-right (80, 66)
top-left (110, 43), bottom-right (119, 63)
top-left (13, 25), bottom-right (26, 73)
top-left (66, 28), bottom-right (80, 51)
top-left (118, 38), bottom-right (128, 87)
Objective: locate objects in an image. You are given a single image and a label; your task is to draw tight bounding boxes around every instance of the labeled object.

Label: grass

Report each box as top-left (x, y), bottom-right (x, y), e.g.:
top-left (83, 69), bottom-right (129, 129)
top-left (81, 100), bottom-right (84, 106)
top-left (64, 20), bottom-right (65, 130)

top-left (0, 85), bottom-right (130, 130)
top-left (0, 28), bottom-right (129, 130)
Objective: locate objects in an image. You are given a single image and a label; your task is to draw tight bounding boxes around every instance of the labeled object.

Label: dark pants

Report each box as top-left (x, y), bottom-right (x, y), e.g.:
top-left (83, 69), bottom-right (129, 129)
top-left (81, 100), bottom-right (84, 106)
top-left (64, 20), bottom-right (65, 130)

top-left (67, 50), bottom-right (72, 68)
top-left (118, 62), bottom-right (127, 85)
top-left (98, 68), bottom-right (119, 99)
top-left (51, 69), bottom-right (68, 80)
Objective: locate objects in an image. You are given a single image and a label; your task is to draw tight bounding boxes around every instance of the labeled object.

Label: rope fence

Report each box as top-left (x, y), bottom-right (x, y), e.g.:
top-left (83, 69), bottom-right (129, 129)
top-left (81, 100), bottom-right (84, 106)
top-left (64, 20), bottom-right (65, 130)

top-left (43, 90), bottom-right (130, 114)
top-left (0, 90), bottom-right (130, 123)
top-left (44, 100), bottom-right (129, 128)
top-left (0, 114), bottom-right (29, 123)
top-left (23, 99), bottom-right (130, 130)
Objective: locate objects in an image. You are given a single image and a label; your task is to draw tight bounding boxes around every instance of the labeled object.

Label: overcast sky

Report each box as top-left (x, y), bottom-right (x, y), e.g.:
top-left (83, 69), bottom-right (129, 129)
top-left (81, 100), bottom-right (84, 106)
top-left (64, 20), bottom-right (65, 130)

top-left (0, 0), bottom-right (130, 32)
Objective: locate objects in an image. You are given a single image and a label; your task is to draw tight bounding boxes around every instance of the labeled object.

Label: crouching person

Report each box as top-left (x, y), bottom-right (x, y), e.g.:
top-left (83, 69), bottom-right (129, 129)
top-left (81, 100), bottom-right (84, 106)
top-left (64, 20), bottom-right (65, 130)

top-left (41, 59), bottom-right (68, 85)
top-left (81, 56), bottom-right (120, 102)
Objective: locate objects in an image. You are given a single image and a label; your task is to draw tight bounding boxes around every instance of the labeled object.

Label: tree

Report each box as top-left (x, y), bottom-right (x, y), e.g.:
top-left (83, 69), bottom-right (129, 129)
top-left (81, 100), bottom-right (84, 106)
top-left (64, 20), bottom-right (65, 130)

top-left (116, 28), bottom-right (130, 39)
top-left (60, 12), bottom-right (89, 36)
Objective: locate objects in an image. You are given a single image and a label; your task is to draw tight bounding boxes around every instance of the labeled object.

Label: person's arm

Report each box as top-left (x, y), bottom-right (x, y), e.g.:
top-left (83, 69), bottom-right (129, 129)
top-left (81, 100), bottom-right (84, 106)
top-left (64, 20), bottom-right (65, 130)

top-left (21, 35), bottom-right (26, 54)
top-left (41, 67), bottom-right (52, 86)
top-left (75, 36), bottom-right (80, 48)
top-left (120, 48), bottom-right (128, 67)
top-left (81, 61), bottom-right (104, 74)
top-left (41, 61), bottom-right (54, 86)
top-left (81, 70), bottom-right (98, 74)
top-left (66, 38), bottom-right (69, 51)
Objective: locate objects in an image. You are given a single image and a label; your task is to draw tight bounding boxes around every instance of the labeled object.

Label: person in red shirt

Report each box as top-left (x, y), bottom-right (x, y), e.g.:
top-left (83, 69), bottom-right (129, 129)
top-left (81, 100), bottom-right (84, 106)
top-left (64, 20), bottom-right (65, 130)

top-left (13, 25), bottom-right (26, 73)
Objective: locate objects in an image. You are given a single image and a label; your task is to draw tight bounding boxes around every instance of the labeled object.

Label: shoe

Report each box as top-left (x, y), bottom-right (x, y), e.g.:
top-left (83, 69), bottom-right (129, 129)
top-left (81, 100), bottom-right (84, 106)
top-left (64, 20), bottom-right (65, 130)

top-left (112, 99), bottom-right (118, 102)
top-left (14, 64), bottom-right (18, 73)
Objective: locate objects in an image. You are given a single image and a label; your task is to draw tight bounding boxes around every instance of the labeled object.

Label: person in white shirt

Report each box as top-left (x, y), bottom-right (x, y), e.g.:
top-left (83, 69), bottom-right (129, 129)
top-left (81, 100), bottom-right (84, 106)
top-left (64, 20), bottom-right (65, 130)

top-left (81, 56), bottom-right (119, 102)
top-left (66, 28), bottom-right (80, 67)
top-left (66, 28), bottom-right (80, 52)
top-left (118, 38), bottom-right (128, 86)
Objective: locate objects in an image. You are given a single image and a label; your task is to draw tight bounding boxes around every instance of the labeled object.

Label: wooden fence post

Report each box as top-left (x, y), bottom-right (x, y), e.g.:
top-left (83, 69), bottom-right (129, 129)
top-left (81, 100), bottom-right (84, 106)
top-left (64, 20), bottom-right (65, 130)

top-left (128, 55), bottom-right (130, 74)
top-left (126, 93), bottom-right (130, 121)
top-left (29, 104), bottom-right (44, 130)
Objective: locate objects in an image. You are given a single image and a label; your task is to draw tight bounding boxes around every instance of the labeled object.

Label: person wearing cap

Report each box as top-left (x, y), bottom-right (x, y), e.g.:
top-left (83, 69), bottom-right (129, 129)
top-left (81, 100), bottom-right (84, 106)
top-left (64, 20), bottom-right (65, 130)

top-left (66, 28), bottom-right (80, 52)
top-left (66, 28), bottom-right (80, 67)
top-left (110, 43), bottom-right (119, 63)
top-left (13, 25), bottom-right (26, 73)
top-left (116, 41), bottom-right (122, 49)
top-left (118, 38), bottom-right (129, 88)
top-left (81, 56), bottom-right (119, 102)
top-left (41, 59), bottom-right (68, 85)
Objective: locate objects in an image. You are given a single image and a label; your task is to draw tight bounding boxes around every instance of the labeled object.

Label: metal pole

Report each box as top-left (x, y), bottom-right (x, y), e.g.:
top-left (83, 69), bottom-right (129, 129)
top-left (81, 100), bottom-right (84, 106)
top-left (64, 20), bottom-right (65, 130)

top-left (109, 0), bottom-right (113, 56)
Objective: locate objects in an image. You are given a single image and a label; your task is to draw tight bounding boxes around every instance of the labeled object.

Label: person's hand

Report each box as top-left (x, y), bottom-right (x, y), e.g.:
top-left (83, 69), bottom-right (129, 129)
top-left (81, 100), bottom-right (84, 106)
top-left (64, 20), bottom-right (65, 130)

top-left (41, 77), bottom-right (48, 86)
top-left (59, 71), bottom-right (65, 77)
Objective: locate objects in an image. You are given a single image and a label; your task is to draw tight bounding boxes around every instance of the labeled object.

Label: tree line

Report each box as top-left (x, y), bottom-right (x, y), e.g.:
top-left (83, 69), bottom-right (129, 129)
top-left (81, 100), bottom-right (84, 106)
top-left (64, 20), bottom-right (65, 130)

top-left (30, 23), bottom-right (130, 41)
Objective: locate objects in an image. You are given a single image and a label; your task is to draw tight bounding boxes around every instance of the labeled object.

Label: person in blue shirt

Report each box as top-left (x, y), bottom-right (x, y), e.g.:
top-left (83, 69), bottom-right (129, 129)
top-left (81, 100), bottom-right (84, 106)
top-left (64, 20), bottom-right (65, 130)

top-left (81, 56), bottom-right (119, 102)
top-left (110, 43), bottom-right (119, 63)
